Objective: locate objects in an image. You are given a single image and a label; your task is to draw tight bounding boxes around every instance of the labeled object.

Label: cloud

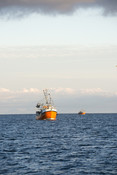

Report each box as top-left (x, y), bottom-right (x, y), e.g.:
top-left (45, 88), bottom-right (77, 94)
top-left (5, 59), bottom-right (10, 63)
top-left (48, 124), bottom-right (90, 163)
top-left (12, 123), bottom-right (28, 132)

top-left (0, 88), bottom-right (41, 94)
top-left (0, 0), bottom-right (117, 17)
top-left (0, 87), bottom-right (117, 98)
top-left (0, 87), bottom-right (117, 113)
top-left (0, 88), bottom-right (10, 93)
top-left (1, 45), bottom-right (117, 59)
top-left (0, 88), bottom-right (41, 102)
top-left (80, 88), bottom-right (117, 97)
top-left (54, 88), bottom-right (75, 95)
top-left (80, 88), bottom-right (104, 95)
top-left (22, 88), bottom-right (41, 93)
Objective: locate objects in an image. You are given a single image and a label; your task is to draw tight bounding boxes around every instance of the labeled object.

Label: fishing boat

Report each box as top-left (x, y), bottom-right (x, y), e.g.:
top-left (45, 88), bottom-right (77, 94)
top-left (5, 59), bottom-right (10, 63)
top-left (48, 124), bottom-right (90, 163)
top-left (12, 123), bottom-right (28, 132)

top-left (36, 89), bottom-right (57, 120)
top-left (78, 111), bottom-right (86, 115)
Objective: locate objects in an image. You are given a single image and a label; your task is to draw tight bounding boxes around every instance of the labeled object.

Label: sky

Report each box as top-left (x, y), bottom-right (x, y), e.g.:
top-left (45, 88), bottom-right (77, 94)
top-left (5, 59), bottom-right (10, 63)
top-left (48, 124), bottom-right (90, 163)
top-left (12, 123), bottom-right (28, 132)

top-left (0, 0), bottom-right (117, 114)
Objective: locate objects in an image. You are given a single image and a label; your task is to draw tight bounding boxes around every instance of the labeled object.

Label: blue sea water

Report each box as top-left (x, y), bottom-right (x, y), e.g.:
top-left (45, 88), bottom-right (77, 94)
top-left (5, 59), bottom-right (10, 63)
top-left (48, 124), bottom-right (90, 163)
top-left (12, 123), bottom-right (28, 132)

top-left (0, 113), bottom-right (117, 175)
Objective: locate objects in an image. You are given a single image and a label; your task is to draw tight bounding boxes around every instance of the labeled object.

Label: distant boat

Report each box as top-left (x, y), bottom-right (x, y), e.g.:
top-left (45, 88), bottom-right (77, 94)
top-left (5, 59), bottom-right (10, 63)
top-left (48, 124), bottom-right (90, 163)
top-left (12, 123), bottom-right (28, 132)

top-left (78, 111), bottom-right (86, 115)
top-left (36, 89), bottom-right (57, 120)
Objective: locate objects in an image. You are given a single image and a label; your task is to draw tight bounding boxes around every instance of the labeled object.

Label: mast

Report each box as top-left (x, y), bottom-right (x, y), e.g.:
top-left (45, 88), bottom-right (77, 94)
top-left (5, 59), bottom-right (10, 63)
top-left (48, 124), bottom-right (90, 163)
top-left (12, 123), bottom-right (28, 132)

top-left (43, 89), bottom-right (52, 105)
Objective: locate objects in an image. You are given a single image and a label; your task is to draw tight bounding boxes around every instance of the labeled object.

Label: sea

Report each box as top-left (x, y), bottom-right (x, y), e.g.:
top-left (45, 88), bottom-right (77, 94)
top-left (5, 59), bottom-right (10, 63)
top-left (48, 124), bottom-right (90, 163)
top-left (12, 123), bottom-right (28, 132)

top-left (0, 113), bottom-right (117, 175)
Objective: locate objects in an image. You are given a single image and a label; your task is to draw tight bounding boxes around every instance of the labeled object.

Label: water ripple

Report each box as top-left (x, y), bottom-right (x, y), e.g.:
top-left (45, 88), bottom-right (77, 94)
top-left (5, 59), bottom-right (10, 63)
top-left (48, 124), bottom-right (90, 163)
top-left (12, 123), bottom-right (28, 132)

top-left (0, 113), bottom-right (117, 174)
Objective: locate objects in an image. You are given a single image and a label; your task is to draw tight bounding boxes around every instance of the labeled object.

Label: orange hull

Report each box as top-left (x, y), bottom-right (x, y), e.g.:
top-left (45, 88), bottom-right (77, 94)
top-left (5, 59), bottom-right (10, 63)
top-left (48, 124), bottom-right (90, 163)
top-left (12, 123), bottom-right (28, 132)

top-left (81, 112), bottom-right (86, 115)
top-left (78, 112), bottom-right (86, 115)
top-left (36, 111), bottom-right (57, 120)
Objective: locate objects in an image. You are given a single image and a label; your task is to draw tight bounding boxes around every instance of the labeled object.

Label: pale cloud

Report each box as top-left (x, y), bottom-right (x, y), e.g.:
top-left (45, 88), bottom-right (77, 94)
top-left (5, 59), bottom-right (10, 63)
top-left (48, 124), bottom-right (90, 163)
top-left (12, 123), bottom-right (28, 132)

top-left (0, 88), bottom-right (15, 101)
top-left (54, 88), bottom-right (75, 95)
top-left (80, 88), bottom-right (104, 95)
top-left (0, 88), bottom-right (117, 98)
top-left (22, 88), bottom-right (41, 93)
top-left (0, 0), bottom-right (117, 16)
top-left (0, 88), bottom-right (41, 94)
top-left (80, 88), bottom-right (117, 97)
top-left (0, 88), bottom-right (10, 93)
top-left (1, 45), bottom-right (117, 59)
top-left (0, 88), bottom-right (41, 101)
top-left (0, 87), bottom-right (117, 113)
top-left (54, 87), bottom-right (117, 97)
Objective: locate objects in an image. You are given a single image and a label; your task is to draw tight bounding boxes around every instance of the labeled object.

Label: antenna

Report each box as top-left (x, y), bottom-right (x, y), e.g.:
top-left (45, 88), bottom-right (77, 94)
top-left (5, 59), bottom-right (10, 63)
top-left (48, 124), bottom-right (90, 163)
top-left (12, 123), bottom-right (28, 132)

top-left (43, 89), bottom-right (53, 105)
top-left (43, 89), bottom-right (49, 104)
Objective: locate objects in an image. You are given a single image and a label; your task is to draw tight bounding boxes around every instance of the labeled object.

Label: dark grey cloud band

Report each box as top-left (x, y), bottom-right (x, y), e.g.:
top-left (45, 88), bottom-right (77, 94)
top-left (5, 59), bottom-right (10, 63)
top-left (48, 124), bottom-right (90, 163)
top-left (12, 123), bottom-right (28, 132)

top-left (0, 0), bottom-right (117, 16)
